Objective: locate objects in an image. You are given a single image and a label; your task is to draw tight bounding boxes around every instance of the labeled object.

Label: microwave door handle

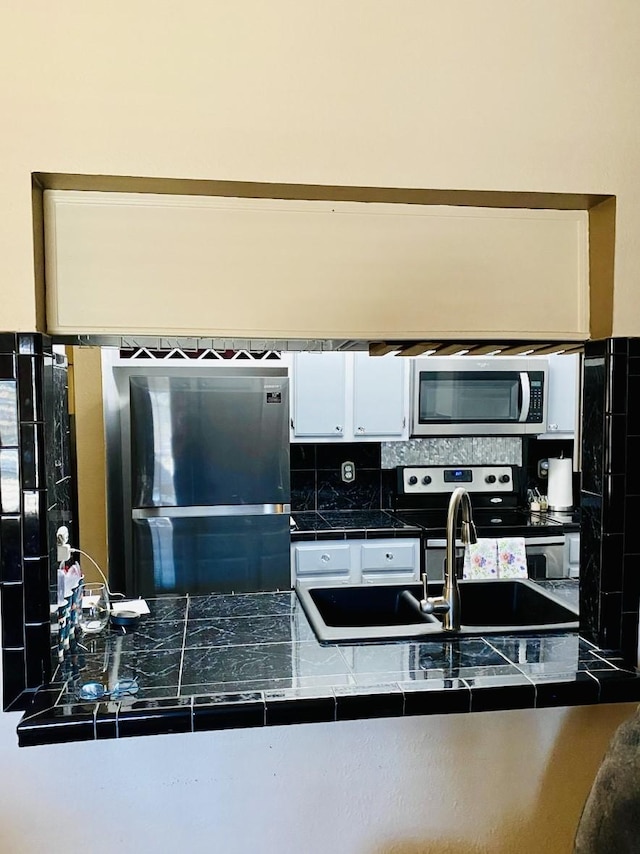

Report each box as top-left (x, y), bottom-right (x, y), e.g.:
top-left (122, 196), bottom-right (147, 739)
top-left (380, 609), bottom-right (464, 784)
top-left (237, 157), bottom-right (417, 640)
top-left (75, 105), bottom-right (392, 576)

top-left (518, 372), bottom-right (531, 422)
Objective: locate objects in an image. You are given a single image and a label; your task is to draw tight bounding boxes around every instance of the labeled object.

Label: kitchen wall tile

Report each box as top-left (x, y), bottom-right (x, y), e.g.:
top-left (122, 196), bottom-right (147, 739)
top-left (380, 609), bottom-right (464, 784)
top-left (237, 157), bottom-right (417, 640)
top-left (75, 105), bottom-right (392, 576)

top-left (472, 437), bottom-right (522, 465)
top-left (0, 381), bottom-right (19, 447)
top-left (600, 534), bottom-right (624, 592)
top-left (622, 554), bottom-right (640, 612)
top-left (290, 470), bottom-right (315, 511)
top-left (2, 648), bottom-right (26, 706)
top-left (19, 423), bottom-right (45, 490)
top-left (0, 355), bottom-right (15, 380)
top-left (25, 622), bottom-right (51, 686)
top-left (317, 470), bottom-right (381, 511)
top-left (316, 442), bottom-right (380, 470)
top-left (24, 557), bottom-right (51, 624)
top-left (604, 415), bottom-right (627, 475)
top-left (627, 375), bottom-right (640, 435)
top-left (599, 592), bottom-right (623, 650)
top-left (582, 352), bottom-right (605, 496)
top-left (602, 474), bottom-right (625, 534)
top-left (380, 436), bottom-right (522, 469)
top-left (0, 334), bottom-right (17, 354)
top-left (0, 516), bottom-right (22, 583)
top-left (17, 355), bottom-right (42, 423)
top-left (290, 443), bottom-right (316, 470)
top-left (381, 469), bottom-right (395, 509)
top-left (22, 489), bottom-right (48, 558)
top-left (0, 448), bottom-right (20, 514)
top-left (607, 354), bottom-right (628, 414)
top-left (579, 493), bottom-right (601, 643)
top-left (620, 613), bottom-right (640, 667)
top-left (1, 583), bottom-right (25, 648)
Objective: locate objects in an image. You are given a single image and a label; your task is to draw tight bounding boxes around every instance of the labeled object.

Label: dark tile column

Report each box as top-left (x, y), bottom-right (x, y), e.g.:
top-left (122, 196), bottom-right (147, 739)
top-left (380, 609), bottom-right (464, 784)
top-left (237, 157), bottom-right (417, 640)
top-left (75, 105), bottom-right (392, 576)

top-left (581, 338), bottom-right (639, 663)
top-left (0, 333), bottom-right (73, 710)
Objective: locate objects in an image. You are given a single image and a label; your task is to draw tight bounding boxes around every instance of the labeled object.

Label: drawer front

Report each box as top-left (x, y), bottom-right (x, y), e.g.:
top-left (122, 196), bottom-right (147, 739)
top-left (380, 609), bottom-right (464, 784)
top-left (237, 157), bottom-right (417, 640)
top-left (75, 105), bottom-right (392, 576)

top-left (359, 541), bottom-right (418, 573)
top-left (293, 544), bottom-right (352, 576)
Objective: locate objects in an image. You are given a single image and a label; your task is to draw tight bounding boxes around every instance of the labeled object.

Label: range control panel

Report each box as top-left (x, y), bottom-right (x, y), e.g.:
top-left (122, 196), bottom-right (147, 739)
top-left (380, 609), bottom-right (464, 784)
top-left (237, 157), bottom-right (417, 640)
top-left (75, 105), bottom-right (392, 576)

top-left (398, 465), bottom-right (516, 496)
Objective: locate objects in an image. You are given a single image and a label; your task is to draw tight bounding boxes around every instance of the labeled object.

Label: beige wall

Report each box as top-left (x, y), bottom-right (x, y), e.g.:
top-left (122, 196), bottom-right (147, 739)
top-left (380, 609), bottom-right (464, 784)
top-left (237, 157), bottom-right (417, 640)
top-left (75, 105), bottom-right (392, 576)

top-left (2, 3), bottom-right (639, 846)
top-left (1, 2), bottom-right (640, 334)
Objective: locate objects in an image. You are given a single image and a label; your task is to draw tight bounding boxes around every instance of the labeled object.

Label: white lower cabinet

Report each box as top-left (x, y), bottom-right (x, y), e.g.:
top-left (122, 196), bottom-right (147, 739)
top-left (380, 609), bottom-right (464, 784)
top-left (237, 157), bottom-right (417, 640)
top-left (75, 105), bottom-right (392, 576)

top-left (564, 532), bottom-right (580, 578)
top-left (291, 538), bottom-right (420, 586)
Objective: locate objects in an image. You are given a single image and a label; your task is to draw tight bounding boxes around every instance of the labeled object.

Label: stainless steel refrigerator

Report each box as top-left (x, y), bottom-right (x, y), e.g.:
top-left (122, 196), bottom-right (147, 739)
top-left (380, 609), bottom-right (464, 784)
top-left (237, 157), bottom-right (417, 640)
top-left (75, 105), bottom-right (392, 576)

top-left (105, 364), bottom-right (290, 597)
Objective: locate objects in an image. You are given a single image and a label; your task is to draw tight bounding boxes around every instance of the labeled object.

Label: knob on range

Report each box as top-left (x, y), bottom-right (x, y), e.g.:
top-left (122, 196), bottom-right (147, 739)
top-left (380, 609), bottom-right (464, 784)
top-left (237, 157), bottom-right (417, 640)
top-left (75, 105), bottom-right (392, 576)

top-left (408, 476), bottom-right (418, 485)
top-left (422, 475), bottom-right (432, 485)
top-left (485, 475), bottom-right (496, 484)
top-left (499, 474), bottom-right (510, 484)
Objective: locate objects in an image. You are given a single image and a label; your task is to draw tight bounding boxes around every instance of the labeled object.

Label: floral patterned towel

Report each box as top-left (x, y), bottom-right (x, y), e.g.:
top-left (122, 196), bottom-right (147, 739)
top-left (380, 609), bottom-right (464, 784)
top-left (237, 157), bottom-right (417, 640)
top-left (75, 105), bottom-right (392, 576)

top-left (497, 537), bottom-right (528, 578)
top-left (463, 539), bottom-right (498, 579)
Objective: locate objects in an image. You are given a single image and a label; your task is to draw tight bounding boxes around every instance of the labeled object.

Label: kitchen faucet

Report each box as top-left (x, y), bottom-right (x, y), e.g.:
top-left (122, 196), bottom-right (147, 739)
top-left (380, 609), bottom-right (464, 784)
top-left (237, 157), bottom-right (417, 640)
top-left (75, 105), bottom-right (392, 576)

top-left (420, 487), bottom-right (477, 631)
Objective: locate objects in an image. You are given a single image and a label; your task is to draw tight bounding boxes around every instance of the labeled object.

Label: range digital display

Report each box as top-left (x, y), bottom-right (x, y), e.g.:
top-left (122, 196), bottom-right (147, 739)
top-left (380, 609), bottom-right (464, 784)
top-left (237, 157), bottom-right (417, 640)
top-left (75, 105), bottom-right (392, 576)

top-left (443, 469), bottom-right (472, 483)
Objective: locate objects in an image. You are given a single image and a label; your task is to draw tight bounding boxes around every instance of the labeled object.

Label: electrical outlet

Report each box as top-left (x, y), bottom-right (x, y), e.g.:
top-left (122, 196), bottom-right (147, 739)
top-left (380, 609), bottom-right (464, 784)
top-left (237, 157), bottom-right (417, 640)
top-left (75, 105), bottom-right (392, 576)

top-left (341, 461), bottom-right (355, 483)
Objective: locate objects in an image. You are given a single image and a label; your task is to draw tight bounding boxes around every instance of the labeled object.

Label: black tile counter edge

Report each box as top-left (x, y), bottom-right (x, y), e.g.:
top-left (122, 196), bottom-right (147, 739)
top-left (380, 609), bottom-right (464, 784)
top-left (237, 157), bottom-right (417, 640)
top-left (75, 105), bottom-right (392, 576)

top-left (16, 667), bottom-right (640, 747)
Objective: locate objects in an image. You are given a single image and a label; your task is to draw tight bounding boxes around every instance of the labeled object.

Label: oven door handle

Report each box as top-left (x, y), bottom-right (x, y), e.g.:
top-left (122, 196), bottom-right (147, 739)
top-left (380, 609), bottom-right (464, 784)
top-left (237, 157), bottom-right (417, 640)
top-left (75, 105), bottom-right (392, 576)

top-left (426, 536), bottom-right (565, 548)
top-left (518, 372), bottom-right (531, 423)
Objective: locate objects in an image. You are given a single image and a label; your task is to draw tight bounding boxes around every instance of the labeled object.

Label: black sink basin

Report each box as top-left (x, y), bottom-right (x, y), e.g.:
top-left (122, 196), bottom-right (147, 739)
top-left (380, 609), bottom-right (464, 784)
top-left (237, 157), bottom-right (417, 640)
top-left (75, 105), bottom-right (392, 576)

top-left (296, 579), bottom-right (579, 643)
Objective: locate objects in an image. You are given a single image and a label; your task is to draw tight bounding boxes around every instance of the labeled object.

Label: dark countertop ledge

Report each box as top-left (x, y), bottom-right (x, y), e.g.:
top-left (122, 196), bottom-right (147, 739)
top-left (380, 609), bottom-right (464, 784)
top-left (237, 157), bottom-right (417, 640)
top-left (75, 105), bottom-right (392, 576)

top-left (15, 581), bottom-right (640, 747)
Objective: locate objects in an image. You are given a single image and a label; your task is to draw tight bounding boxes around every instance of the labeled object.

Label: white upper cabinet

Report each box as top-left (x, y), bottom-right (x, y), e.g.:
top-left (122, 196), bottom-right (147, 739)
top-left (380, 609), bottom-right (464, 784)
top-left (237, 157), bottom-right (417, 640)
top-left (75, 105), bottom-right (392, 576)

top-left (539, 353), bottom-right (581, 437)
top-left (292, 353), bottom-right (347, 438)
top-left (291, 352), bottom-right (407, 442)
top-left (353, 353), bottom-right (405, 437)
top-left (44, 191), bottom-right (590, 342)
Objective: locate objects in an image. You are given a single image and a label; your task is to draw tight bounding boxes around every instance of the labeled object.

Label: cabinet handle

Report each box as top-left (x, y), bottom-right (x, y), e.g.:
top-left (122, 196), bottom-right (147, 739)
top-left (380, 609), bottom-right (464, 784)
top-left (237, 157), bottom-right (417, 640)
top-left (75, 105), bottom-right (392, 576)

top-left (385, 553), bottom-right (394, 561)
top-left (335, 426), bottom-right (343, 433)
top-left (548, 423), bottom-right (558, 431)
top-left (357, 426), bottom-right (365, 433)
top-left (321, 553), bottom-right (331, 562)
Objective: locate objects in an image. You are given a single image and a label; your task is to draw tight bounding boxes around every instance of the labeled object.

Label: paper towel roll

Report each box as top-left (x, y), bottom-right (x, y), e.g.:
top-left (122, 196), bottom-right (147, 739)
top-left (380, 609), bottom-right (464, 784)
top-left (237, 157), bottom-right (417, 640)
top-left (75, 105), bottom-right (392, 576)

top-left (547, 457), bottom-right (573, 510)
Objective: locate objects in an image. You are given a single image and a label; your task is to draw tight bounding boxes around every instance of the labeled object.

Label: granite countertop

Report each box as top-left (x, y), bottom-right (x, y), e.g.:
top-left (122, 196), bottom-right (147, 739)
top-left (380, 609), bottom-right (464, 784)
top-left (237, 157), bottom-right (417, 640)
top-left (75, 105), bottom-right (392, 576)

top-left (16, 580), bottom-right (640, 747)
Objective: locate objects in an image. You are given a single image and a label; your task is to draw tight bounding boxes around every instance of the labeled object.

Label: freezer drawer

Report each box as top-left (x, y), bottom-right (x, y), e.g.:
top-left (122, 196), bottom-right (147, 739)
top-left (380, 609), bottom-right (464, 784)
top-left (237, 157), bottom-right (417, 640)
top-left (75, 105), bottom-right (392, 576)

top-left (132, 513), bottom-right (290, 596)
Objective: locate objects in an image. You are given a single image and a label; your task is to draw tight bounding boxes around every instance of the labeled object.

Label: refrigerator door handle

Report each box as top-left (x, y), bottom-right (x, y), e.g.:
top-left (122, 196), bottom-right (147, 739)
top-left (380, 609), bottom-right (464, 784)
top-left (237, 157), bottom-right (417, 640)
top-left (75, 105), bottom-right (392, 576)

top-left (132, 503), bottom-right (291, 519)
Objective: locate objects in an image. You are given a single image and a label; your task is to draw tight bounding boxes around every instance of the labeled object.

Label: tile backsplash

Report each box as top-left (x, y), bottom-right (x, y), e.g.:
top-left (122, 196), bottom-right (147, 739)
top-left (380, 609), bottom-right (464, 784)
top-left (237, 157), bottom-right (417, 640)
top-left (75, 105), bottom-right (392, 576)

top-left (381, 437), bottom-right (522, 468)
top-left (291, 437), bottom-right (523, 512)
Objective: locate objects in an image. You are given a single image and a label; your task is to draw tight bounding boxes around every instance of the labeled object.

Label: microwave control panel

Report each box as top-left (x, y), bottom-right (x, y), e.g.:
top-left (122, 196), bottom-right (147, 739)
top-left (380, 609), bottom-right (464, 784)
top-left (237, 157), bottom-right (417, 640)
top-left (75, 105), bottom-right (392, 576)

top-left (398, 465), bottom-right (516, 496)
top-left (526, 372), bottom-right (546, 422)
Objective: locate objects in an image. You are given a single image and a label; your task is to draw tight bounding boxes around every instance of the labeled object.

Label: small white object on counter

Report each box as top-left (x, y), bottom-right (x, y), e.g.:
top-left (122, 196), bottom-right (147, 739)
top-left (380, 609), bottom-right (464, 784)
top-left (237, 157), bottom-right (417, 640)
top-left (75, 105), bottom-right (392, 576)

top-left (111, 599), bottom-right (150, 615)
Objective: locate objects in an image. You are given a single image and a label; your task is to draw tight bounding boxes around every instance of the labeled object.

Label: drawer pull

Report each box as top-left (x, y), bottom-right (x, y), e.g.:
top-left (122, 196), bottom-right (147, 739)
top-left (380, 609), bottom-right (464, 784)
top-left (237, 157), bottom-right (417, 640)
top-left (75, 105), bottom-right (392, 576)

top-left (321, 553), bottom-right (331, 562)
top-left (385, 553), bottom-right (394, 561)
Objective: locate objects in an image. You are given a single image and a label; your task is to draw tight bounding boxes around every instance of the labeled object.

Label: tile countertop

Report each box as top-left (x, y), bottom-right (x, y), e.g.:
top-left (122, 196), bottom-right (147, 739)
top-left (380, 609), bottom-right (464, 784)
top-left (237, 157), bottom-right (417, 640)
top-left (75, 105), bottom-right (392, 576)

top-left (16, 580), bottom-right (640, 747)
top-left (290, 509), bottom-right (580, 540)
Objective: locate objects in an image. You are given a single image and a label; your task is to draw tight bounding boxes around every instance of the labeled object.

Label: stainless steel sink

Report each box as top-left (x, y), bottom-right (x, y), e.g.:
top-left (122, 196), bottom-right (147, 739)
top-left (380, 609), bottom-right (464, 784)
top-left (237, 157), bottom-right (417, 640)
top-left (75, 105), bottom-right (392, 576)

top-left (296, 579), bottom-right (579, 643)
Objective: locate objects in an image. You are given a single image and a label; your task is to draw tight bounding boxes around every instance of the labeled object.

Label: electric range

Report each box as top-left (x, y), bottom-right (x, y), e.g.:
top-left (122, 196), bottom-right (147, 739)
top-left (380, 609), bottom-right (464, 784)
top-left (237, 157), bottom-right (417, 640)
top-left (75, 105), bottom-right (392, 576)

top-left (391, 465), bottom-right (568, 579)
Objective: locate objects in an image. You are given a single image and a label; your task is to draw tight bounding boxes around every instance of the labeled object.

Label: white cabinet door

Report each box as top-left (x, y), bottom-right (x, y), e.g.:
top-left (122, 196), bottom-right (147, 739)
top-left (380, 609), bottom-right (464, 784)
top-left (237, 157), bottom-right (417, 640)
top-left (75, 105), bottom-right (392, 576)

top-left (292, 542), bottom-right (352, 583)
top-left (564, 532), bottom-right (580, 578)
top-left (292, 352), bottom-right (346, 437)
top-left (543, 354), bottom-right (580, 436)
top-left (353, 354), bottom-right (406, 437)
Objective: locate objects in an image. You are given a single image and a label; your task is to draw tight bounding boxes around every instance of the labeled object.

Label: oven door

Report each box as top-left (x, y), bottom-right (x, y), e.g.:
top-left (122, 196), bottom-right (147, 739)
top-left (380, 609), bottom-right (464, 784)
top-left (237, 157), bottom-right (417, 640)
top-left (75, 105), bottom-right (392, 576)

top-left (425, 535), bottom-right (566, 582)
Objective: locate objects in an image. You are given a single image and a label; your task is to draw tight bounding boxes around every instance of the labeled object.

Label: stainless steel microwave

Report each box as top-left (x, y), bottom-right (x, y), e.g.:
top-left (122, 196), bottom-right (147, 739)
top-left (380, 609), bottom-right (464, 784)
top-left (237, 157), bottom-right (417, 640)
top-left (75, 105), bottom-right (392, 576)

top-left (410, 357), bottom-right (548, 436)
